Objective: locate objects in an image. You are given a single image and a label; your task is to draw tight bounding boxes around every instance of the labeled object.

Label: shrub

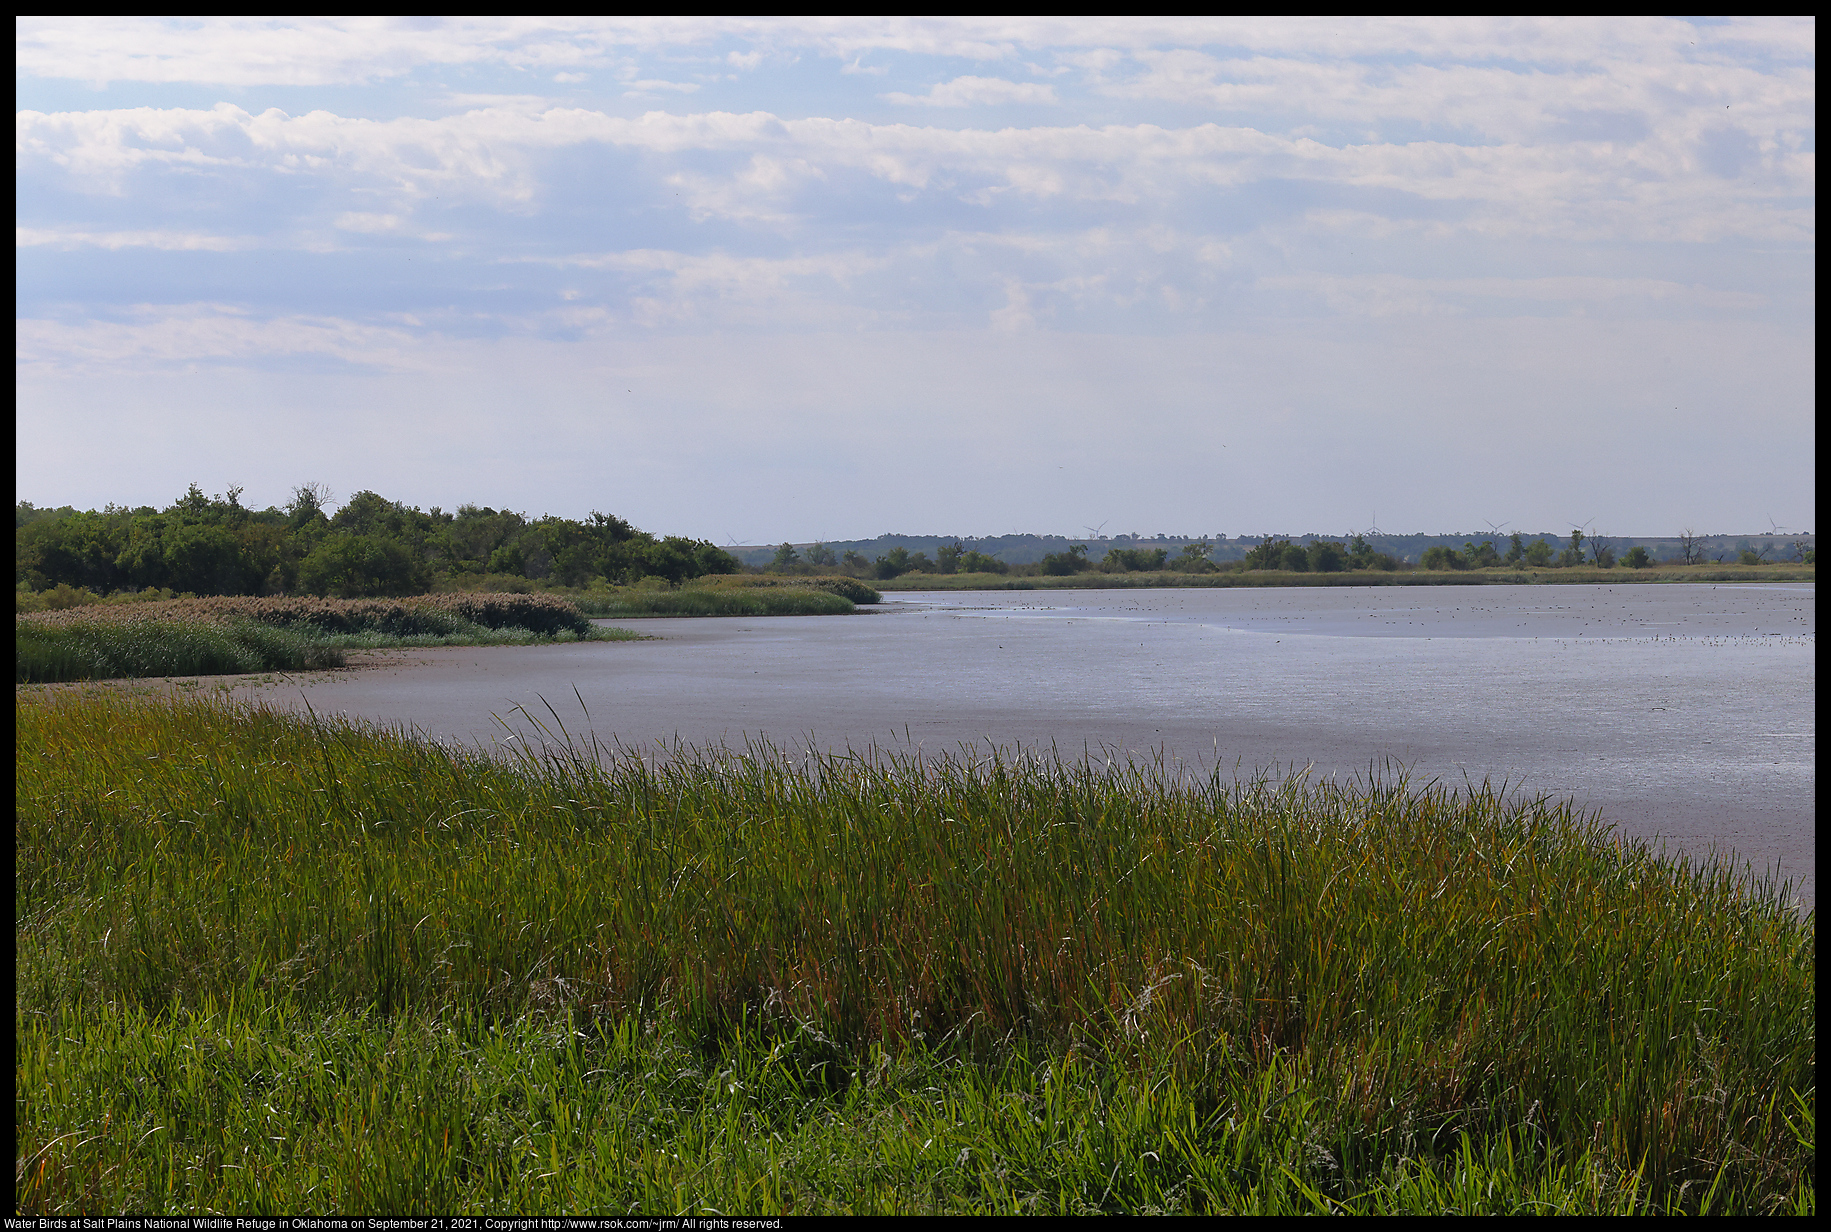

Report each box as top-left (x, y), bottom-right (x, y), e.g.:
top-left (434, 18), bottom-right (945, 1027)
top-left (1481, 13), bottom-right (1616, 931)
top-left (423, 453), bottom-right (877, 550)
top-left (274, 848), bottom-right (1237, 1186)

top-left (1463, 540), bottom-right (1501, 568)
top-left (1102, 547), bottom-right (1169, 572)
top-left (1421, 545), bottom-right (1466, 571)
top-left (1623, 546), bottom-right (1652, 569)
top-left (874, 547), bottom-right (934, 579)
top-left (1307, 541), bottom-right (1346, 573)
top-left (957, 551), bottom-right (1008, 575)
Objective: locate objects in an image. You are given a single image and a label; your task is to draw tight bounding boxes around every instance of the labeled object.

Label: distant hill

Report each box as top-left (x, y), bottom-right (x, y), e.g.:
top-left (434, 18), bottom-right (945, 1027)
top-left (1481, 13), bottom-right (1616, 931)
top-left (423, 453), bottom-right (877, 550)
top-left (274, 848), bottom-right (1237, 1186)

top-left (729, 531), bottom-right (1812, 569)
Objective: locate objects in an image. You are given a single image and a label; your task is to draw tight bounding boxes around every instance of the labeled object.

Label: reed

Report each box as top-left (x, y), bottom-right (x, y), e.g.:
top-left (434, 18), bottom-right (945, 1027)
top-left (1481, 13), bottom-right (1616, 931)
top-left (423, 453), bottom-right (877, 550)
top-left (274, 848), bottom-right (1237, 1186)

top-left (14, 693), bottom-right (1814, 1214)
top-left (578, 586), bottom-right (854, 617)
top-left (16, 593), bottom-right (622, 682)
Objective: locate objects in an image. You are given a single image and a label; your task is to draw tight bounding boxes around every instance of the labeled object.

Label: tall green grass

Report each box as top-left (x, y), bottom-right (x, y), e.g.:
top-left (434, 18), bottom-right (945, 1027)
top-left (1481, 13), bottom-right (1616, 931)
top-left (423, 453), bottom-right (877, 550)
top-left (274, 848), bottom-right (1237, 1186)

top-left (16, 593), bottom-right (630, 682)
top-left (15, 693), bottom-right (1814, 1213)
top-left (15, 617), bottom-right (346, 681)
top-left (579, 586), bottom-right (854, 617)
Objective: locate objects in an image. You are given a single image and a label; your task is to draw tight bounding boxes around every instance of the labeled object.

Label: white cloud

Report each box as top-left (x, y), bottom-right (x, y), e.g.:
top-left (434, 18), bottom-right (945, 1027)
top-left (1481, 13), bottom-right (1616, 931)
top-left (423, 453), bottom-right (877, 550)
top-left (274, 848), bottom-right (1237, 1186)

top-left (621, 79), bottom-right (700, 96)
top-left (16, 226), bottom-right (257, 251)
top-left (15, 17), bottom-right (1814, 87)
top-left (18, 97), bottom-right (1810, 244)
top-left (882, 76), bottom-right (1058, 107)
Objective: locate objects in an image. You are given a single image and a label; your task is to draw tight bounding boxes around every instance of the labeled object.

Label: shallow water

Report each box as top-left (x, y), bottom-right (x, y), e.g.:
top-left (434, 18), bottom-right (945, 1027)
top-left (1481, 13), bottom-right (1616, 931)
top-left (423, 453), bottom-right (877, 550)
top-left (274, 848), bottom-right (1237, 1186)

top-left (260, 583), bottom-right (1815, 907)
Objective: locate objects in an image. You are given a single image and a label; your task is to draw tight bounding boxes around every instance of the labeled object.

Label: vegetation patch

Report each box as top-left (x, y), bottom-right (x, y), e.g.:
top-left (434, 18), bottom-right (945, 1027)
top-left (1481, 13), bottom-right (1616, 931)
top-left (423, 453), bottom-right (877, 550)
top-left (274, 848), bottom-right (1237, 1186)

top-left (15, 693), bottom-right (1815, 1214)
top-left (16, 593), bottom-right (630, 683)
top-left (578, 583), bottom-right (857, 617)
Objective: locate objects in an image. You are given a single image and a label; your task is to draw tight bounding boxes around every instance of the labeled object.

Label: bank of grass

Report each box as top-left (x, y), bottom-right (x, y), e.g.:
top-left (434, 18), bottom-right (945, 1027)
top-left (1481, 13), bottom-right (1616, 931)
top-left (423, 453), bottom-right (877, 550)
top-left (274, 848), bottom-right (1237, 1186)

top-left (871, 563), bottom-right (1816, 591)
top-left (16, 593), bottom-right (638, 683)
top-left (16, 692), bottom-right (1814, 1214)
top-left (573, 575), bottom-right (872, 618)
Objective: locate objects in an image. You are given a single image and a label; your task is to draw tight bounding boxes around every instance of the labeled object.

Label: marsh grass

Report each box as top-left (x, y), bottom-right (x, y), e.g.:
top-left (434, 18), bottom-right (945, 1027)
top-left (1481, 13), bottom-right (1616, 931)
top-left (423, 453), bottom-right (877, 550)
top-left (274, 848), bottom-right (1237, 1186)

top-left (15, 594), bottom-right (632, 683)
top-left (14, 692), bottom-right (1814, 1213)
top-left (872, 564), bottom-right (1815, 591)
top-left (578, 585), bottom-right (855, 617)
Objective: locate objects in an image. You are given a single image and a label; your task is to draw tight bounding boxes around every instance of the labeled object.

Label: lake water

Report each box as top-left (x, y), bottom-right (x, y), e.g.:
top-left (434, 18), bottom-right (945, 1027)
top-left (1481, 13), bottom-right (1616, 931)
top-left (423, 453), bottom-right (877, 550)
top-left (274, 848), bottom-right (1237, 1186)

top-left (259, 583), bottom-right (1816, 908)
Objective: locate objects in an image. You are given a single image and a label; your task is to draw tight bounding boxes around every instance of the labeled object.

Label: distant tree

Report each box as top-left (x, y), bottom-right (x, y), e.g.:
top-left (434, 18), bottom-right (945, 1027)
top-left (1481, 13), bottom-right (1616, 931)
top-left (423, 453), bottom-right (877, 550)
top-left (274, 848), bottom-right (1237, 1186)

top-left (1524, 538), bottom-right (1555, 567)
top-left (935, 541), bottom-right (964, 574)
top-left (1556, 530), bottom-right (1587, 568)
top-left (1307, 540), bottom-right (1346, 572)
top-left (298, 533), bottom-right (428, 597)
top-left (1505, 533), bottom-right (1525, 565)
top-left (1278, 543), bottom-right (1311, 571)
top-left (554, 542), bottom-right (598, 587)
top-left (958, 550), bottom-right (1008, 574)
top-left (1623, 545), bottom-right (1652, 569)
top-left (874, 546), bottom-right (936, 578)
top-left (1587, 532), bottom-right (1615, 568)
top-left (488, 543), bottom-right (524, 575)
top-left (1463, 539), bottom-right (1501, 568)
top-left (1242, 539), bottom-right (1294, 571)
top-left (1739, 549), bottom-right (1762, 565)
top-left (1678, 528), bottom-right (1706, 566)
top-left (1103, 546), bottom-right (1168, 572)
top-left (771, 542), bottom-right (800, 569)
top-left (1171, 541), bottom-right (1218, 573)
top-left (1787, 539), bottom-right (1810, 563)
top-left (1421, 545), bottom-right (1466, 570)
top-left (806, 542), bottom-right (837, 567)
top-left (286, 482), bottom-right (333, 532)
top-left (1040, 543), bottom-right (1091, 575)
top-left (842, 550), bottom-right (870, 572)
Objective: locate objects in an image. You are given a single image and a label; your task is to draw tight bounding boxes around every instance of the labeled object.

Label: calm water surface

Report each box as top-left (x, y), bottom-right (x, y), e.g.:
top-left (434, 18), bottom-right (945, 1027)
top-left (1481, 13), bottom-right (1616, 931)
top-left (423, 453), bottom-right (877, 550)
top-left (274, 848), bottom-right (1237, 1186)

top-left (262, 584), bottom-right (1815, 907)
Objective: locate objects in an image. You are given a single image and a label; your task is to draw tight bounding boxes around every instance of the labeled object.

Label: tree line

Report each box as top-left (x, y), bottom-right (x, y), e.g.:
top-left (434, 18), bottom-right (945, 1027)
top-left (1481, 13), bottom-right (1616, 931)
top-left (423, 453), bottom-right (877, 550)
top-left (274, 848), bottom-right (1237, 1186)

top-left (767, 535), bottom-right (1406, 578)
top-left (16, 486), bottom-right (740, 599)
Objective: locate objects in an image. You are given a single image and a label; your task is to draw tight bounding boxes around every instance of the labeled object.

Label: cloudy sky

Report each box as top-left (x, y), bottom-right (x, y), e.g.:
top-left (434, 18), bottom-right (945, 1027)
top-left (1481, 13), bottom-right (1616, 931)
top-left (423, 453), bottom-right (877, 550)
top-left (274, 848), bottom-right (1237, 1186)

top-left (16, 17), bottom-right (1815, 540)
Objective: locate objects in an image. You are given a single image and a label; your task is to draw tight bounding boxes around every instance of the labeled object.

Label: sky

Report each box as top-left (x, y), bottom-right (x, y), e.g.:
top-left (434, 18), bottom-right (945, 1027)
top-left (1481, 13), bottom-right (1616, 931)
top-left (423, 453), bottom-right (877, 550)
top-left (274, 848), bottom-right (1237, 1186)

top-left (15, 17), bottom-right (1816, 542)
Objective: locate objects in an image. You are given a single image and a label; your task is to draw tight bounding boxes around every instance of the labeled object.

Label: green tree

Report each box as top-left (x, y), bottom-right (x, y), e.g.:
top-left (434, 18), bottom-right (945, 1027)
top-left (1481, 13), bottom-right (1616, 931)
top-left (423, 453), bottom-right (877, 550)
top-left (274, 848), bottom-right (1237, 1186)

top-left (1623, 545), bottom-right (1652, 569)
top-left (1171, 541), bottom-right (1217, 572)
top-left (298, 533), bottom-right (429, 597)
top-left (1307, 540), bottom-right (1346, 572)
top-left (488, 543), bottom-right (525, 575)
top-left (286, 483), bottom-right (333, 533)
top-left (1242, 538), bottom-right (1293, 570)
top-left (1524, 538), bottom-right (1555, 567)
top-left (1421, 545), bottom-right (1466, 570)
top-left (1039, 543), bottom-right (1090, 575)
top-left (1278, 542), bottom-right (1311, 571)
top-left (958, 550), bottom-right (1008, 574)
top-left (806, 542), bottom-right (837, 567)
top-left (1462, 539), bottom-right (1501, 568)
top-left (935, 541), bottom-right (964, 574)
top-left (874, 546), bottom-right (926, 578)
top-left (771, 542), bottom-right (800, 570)
top-left (1505, 533), bottom-right (1525, 565)
top-left (1556, 530), bottom-right (1587, 568)
top-left (1103, 546), bottom-right (1168, 572)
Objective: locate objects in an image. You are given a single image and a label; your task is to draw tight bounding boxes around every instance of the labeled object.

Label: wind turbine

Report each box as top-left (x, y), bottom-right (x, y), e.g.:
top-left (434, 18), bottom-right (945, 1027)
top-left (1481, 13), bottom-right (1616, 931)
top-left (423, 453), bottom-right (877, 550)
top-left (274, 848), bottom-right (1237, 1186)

top-left (1484, 519), bottom-right (1510, 537)
top-left (1082, 519), bottom-right (1109, 540)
